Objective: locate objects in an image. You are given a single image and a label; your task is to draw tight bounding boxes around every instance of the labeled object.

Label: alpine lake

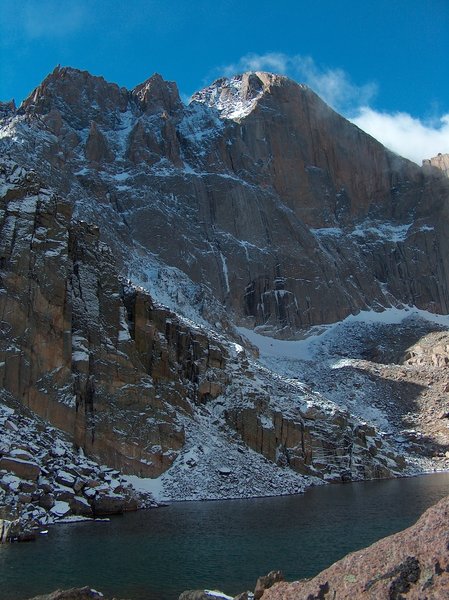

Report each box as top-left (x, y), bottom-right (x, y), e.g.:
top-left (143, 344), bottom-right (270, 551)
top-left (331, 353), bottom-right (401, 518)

top-left (2, 472), bottom-right (449, 600)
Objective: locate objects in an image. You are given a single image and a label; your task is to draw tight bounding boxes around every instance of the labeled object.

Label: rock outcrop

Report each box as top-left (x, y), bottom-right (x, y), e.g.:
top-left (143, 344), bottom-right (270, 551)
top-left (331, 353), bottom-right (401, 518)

top-left (1, 66), bottom-right (449, 503)
top-left (261, 494), bottom-right (449, 599)
top-left (0, 158), bottom-right (185, 477)
top-left (0, 391), bottom-right (156, 538)
top-left (423, 152), bottom-right (449, 178)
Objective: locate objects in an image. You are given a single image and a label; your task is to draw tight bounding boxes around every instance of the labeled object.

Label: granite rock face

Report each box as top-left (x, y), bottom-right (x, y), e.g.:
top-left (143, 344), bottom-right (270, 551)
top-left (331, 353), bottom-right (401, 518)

top-left (0, 159), bottom-right (184, 476)
top-left (0, 155), bottom-right (408, 492)
top-left (423, 153), bottom-right (449, 178)
top-left (262, 494), bottom-right (449, 599)
top-left (1, 66), bottom-right (448, 496)
top-left (3, 67), bottom-right (449, 332)
top-left (0, 391), bottom-right (156, 538)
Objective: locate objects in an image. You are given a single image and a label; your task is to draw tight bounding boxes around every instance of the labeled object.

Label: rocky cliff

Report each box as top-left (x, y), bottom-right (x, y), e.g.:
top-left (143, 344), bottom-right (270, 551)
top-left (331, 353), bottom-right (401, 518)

top-left (1, 155), bottom-right (412, 503)
top-left (3, 67), bottom-right (449, 331)
top-left (1, 67), bottom-right (449, 506)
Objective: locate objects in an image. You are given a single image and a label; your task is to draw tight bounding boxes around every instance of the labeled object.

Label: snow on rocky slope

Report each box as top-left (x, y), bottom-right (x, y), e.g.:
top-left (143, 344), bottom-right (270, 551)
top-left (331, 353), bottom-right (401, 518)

top-left (1, 67), bottom-right (449, 526)
top-left (130, 307), bottom-right (449, 502)
top-left (0, 390), bottom-right (156, 541)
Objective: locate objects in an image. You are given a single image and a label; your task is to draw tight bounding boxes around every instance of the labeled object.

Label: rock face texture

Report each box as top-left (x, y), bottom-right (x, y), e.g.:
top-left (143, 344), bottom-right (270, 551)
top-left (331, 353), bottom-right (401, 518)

top-left (0, 155), bottom-right (408, 496)
top-left (423, 153), bottom-right (449, 178)
top-left (0, 392), bottom-right (155, 539)
top-left (3, 67), bottom-right (449, 332)
top-left (262, 494), bottom-right (449, 599)
top-left (0, 159), bottom-right (185, 476)
top-left (0, 66), bottom-right (449, 500)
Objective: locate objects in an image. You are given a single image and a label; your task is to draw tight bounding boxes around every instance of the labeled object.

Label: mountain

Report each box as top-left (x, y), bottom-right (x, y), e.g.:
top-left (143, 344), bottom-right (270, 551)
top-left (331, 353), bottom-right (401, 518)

top-left (5, 67), bottom-right (449, 330)
top-left (1, 67), bottom-right (449, 527)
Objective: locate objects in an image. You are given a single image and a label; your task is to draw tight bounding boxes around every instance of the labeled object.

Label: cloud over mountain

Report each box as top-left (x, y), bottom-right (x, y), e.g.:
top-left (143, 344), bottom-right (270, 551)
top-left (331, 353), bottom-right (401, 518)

top-left (218, 52), bottom-right (449, 164)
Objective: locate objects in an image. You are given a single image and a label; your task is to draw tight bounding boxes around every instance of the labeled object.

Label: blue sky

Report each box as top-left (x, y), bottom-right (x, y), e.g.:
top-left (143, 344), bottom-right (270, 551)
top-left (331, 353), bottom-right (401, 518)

top-left (1, 0), bottom-right (448, 162)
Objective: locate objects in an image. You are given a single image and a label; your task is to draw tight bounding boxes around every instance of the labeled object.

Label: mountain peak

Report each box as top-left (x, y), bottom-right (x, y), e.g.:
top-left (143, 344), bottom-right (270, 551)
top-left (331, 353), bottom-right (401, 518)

top-left (191, 71), bottom-right (310, 120)
top-left (132, 73), bottom-right (182, 114)
top-left (20, 65), bottom-right (129, 129)
top-left (23, 65), bottom-right (119, 106)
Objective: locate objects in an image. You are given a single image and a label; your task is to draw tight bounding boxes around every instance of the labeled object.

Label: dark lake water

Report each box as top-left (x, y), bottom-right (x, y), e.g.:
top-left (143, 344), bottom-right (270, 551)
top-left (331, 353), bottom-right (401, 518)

top-left (2, 472), bottom-right (449, 600)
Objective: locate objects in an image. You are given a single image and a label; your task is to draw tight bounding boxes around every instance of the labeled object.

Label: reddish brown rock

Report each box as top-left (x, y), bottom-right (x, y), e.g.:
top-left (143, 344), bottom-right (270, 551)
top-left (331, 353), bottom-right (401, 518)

top-left (133, 72), bottom-right (183, 115)
top-left (85, 121), bottom-right (114, 163)
top-left (254, 571), bottom-right (284, 599)
top-left (0, 456), bottom-right (41, 480)
top-left (69, 496), bottom-right (93, 517)
top-left (91, 493), bottom-right (126, 516)
top-left (262, 495), bottom-right (449, 599)
top-left (38, 493), bottom-right (55, 510)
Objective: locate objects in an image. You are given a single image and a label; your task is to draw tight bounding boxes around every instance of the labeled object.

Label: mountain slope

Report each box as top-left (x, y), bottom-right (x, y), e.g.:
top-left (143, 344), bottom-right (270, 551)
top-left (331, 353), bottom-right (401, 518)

top-left (1, 67), bottom-right (449, 515)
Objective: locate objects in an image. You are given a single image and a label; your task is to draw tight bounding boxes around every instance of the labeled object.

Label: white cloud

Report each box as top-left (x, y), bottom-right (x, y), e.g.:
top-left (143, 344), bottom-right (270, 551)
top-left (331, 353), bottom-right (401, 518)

top-left (219, 52), bottom-right (377, 112)
top-left (216, 52), bottom-right (448, 164)
top-left (351, 109), bottom-right (449, 165)
top-left (222, 52), bottom-right (290, 78)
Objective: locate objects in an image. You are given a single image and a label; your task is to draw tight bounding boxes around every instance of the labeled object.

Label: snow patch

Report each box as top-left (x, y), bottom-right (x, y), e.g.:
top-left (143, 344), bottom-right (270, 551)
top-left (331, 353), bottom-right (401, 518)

top-left (351, 222), bottom-right (412, 242)
top-left (240, 307), bottom-right (449, 363)
top-left (220, 252), bottom-right (230, 294)
top-left (123, 474), bottom-right (165, 502)
top-left (204, 591), bottom-right (234, 600)
top-left (191, 75), bottom-right (264, 121)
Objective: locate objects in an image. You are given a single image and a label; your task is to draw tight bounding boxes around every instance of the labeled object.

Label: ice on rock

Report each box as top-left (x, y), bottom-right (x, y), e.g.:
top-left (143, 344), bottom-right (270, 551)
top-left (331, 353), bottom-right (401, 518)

top-left (56, 470), bottom-right (76, 486)
top-left (50, 501), bottom-right (71, 517)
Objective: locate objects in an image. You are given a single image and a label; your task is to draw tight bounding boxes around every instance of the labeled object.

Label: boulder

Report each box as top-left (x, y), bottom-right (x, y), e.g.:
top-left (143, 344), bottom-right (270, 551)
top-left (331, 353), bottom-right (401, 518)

top-left (69, 495), bottom-right (93, 517)
top-left (0, 518), bottom-right (36, 543)
top-left (254, 571), bottom-right (284, 600)
top-left (0, 456), bottom-right (41, 480)
top-left (9, 448), bottom-right (34, 461)
top-left (38, 493), bottom-right (55, 510)
top-left (55, 470), bottom-right (76, 487)
top-left (49, 501), bottom-right (71, 519)
top-left (91, 493), bottom-right (125, 516)
top-left (54, 487), bottom-right (75, 502)
top-left (19, 480), bottom-right (38, 493)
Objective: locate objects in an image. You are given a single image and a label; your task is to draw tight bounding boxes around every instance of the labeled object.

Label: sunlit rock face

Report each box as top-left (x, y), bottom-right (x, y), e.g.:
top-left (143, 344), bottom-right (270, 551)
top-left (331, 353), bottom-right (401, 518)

top-left (0, 66), bottom-right (448, 491)
top-left (423, 153), bottom-right (449, 178)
